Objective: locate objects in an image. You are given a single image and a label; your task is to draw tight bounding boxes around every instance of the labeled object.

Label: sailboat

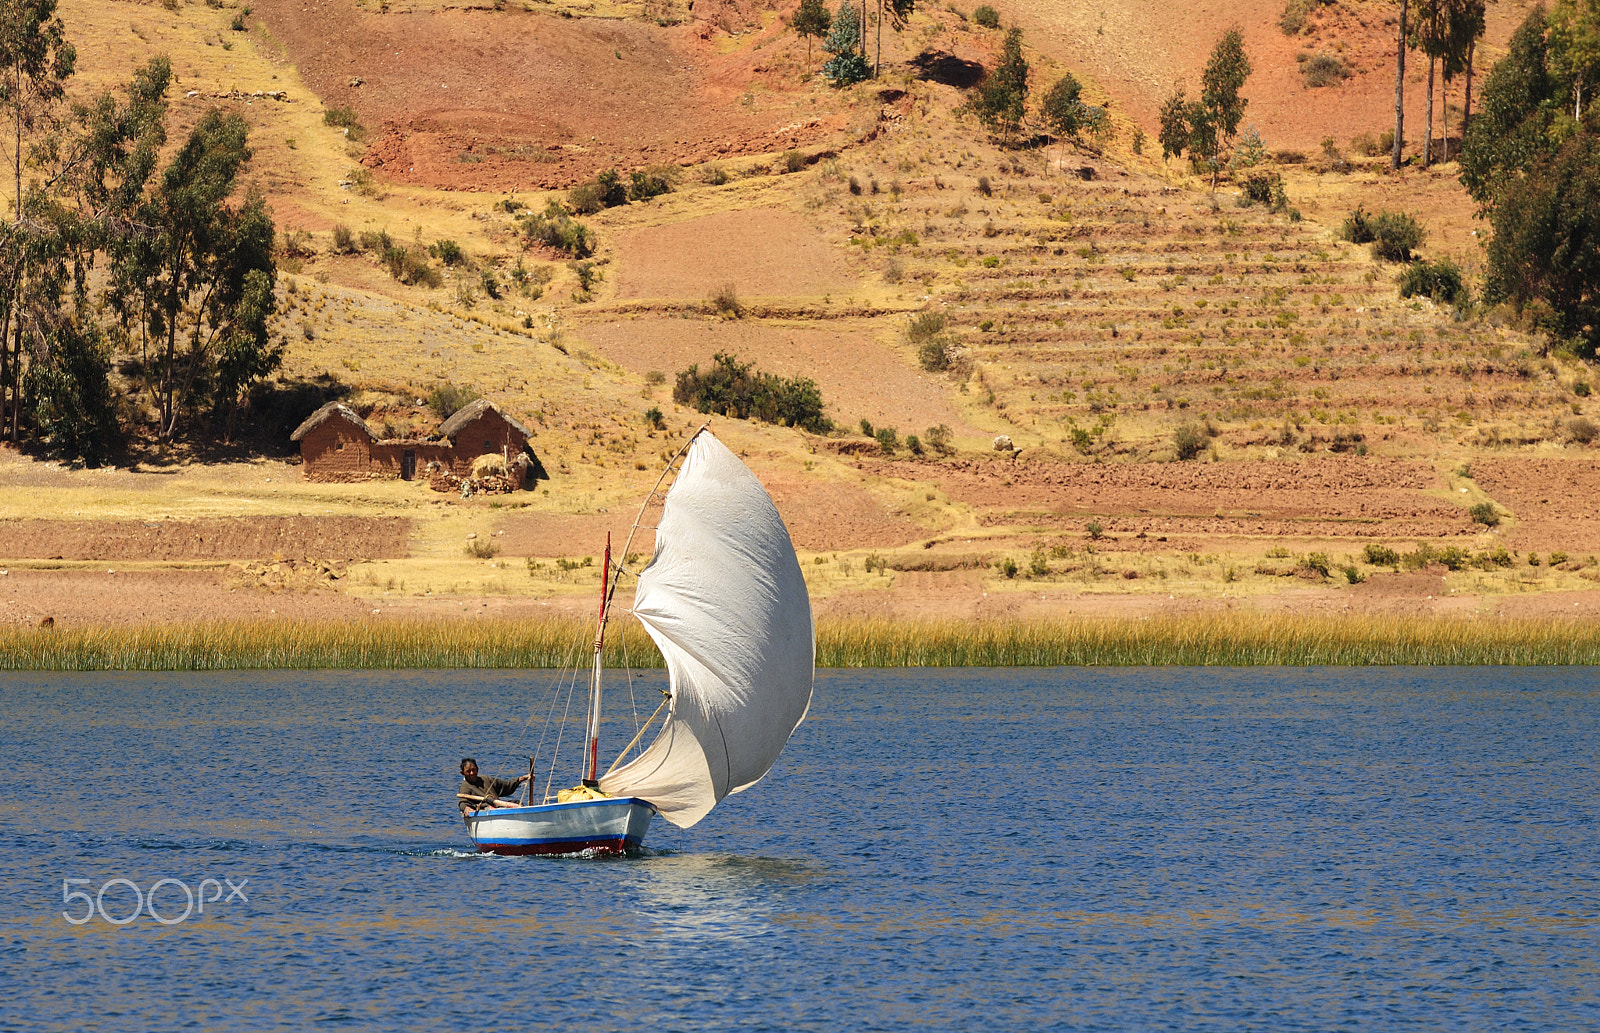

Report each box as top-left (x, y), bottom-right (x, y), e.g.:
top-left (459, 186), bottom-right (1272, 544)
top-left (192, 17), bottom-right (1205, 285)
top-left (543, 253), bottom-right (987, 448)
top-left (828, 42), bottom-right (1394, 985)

top-left (463, 427), bottom-right (815, 856)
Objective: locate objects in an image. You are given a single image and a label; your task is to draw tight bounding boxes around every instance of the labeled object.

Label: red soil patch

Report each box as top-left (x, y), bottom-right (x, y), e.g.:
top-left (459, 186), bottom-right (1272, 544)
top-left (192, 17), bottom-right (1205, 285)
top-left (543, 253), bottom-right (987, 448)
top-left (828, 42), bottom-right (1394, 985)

top-left (1467, 459), bottom-right (1600, 556)
top-left (612, 208), bottom-right (858, 300)
top-left (876, 455), bottom-right (1474, 543)
top-left (251, 0), bottom-right (841, 191)
top-left (0, 517), bottom-right (413, 561)
top-left (579, 316), bottom-right (974, 437)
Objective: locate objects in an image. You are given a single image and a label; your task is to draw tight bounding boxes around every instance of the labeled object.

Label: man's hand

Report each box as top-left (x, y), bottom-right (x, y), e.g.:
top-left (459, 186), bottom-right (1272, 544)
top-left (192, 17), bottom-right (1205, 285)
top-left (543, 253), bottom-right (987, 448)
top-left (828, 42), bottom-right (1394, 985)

top-left (517, 773), bottom-right (530, 783)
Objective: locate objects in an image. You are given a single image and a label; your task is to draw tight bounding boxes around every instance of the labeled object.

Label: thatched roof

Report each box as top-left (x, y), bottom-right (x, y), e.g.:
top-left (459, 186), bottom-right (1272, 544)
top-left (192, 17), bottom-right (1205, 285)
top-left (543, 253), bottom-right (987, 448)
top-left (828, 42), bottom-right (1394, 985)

top-left (290, 401), bottom-right (373, 442)
top-left (438, 398), bottom-right (532, 440)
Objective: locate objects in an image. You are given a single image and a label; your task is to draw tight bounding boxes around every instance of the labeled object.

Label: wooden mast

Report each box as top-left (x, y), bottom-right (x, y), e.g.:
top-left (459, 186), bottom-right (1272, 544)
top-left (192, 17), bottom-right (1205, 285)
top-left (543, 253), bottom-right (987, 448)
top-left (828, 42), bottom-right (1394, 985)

top-left (584, 533), bottom-right (611, 785)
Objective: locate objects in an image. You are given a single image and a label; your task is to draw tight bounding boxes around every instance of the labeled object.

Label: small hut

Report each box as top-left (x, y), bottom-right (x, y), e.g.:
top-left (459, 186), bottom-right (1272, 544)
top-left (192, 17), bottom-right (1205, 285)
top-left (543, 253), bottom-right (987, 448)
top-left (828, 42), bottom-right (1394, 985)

top-left (438, 399), bottom-right (535, 476)
top-left (294, 397), bottom-right (544, 487)
top-left (290, 402), bottom-right (376, 482)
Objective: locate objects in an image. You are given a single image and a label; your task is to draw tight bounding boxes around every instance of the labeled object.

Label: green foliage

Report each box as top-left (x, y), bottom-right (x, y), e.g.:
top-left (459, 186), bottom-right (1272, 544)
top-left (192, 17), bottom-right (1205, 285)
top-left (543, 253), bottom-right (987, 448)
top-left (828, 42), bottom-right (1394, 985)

top-left (907, 309), bottom-right (965, 372)
top-left (381, 242), bottom-right (442, 288)
top-left (875, 426), bottom-right (899, 453)
top-left (428, 382), bottom-right (480, 420)
top-left (108, 108), bottom-right (279, 440)
top-left (430, 239), bottom-right (465, 265)
top-left (1000, 556), bottom-right (1019, 578)
top-left (1341, 206), bottom-right (1424, 262)
top-left (973, 4), bottom-right (1000, 28)
top-left (1484, 129), bottom-right (1600, 353)
top-left (1041, 72), bottom-right (1084, 141)
top-left (1459, 7), bottom-right (1560, 207)
top-left (1201, 28), bottom-right (1252, 149)
top-left (518, 201), bottom-right (595, 258)
top-left (1398, 257), bottom-right (1468, 307)
top-left (1173, 421), bottom-right (1207, 460)
top-left (822, 1), bottom-right (871, 85)
top-left (627, 166), bottom-right (676, 201)
top-left (972, 27), bottom-right (1029, 140)
top-left (793, 0), bottom-right (832, 69)
top-left (24, 318), bottom-right (118, 462)
top-left (672, 352), bottom-right (832, 433)
top-left (924, 423), bottom-right (953, 455)
top-left (1469, 501), bottom-right (1502, 526)
top-left (1364, 543), bottom-right (1401, 566)
top-left (1239, 171), bottom-right (1288, 212)
top-left (322, 105), bottom-right (364, 141)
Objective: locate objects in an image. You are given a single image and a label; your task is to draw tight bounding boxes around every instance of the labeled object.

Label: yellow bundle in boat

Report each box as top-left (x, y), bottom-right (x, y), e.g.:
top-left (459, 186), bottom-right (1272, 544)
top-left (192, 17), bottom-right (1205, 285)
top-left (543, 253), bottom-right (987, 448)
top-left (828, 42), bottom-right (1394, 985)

top-left (556, 784), bottom-right (610, 803)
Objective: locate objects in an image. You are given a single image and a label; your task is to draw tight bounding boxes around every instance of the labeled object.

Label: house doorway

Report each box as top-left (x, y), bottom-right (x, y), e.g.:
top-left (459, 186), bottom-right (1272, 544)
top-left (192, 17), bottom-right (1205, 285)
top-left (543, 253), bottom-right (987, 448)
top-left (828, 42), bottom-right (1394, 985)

top-left (401, 450), bottom-right (416, 480)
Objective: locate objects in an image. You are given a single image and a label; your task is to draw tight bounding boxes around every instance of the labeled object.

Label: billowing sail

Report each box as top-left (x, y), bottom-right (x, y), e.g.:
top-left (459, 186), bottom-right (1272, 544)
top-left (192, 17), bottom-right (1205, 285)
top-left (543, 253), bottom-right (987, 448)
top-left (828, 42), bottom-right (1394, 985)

top-left (599, 432), bottom-right (814, 827)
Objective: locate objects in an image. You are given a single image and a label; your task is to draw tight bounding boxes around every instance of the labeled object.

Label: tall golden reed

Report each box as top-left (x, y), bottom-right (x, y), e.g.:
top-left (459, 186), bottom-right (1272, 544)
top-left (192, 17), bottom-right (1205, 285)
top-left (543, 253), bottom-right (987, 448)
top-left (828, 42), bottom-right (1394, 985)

top-left (0, 614), bottom-right (1596, 670)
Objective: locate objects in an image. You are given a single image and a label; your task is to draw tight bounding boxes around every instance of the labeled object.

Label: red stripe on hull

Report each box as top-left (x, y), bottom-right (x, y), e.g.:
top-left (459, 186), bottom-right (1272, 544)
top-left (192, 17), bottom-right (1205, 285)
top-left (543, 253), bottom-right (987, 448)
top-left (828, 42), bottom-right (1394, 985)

top-left (476, 837), bottom-right (635, 857)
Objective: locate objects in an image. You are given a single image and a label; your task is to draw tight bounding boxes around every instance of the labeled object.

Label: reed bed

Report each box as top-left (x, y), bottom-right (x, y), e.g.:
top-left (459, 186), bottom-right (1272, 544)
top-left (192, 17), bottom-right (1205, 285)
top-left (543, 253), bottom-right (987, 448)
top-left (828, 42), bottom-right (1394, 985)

top-left (0, 614), bottom-right (1597, 670)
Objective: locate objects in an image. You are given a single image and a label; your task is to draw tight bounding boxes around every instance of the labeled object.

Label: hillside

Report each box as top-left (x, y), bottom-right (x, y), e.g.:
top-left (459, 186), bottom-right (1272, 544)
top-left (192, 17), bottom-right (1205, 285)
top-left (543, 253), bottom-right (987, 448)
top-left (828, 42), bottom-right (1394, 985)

top-left (2, 0), bottom-right (1597, 630)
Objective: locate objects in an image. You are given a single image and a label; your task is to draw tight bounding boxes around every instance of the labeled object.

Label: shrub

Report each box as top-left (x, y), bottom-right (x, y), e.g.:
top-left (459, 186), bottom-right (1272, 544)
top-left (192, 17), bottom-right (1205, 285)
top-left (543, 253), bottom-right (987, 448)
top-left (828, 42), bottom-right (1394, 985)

top-left (331, 224), bottom-right (357, 254)
top-left (1280, 0), bottom-right (1324, 34)
top-left (428, 382), bottom-right (480, 420)
top-left (1364, 543), bottom-right (1400, 566)
top-left (709, 283), bottom-right (744, 318)
top-left (323, 105), bottom-right (364, 140)
top-left (1398, 258), bottom-right (1467, 307)
top-left (860, 418), bottom-right (874, 437)
top-left (1173, 422), bottom-right (1207, 460)
top-left (780, 149), bottom-right (807, 174)
top-left (1086, 519), bottom-right (1105, 540)
top-left (973, 5), bottom-right (1000, 28)
top-left (1000, 556), bottom-right (1019, 578)
top-left (924, 424), bottom-right (953, 455)
top-left (1565, 416), bottom-right (1598, 444)
top-left (673, 352), bottom-right (831, 433)
top-left (430, 239), bottom-right (466, 266)
top-left (382, 243), bottom-right (442, 288)
top-left (976, 175), bottom-right (992, 197)
top-left (644, 406), bottom-right (664, 430)
top-left (1349, 132), bottom-right (1382, 157)
top-left (1239, 171), bottom-right (1287, 212)
top-left (519, 202), bottom-right (595, 258)
top-left (628, 166), bottom-right (677, 201)
top-left (703, 164), bottom-right (729, 186)
top-left (1301, 53), bottom-right (1350, 88)
top-left (465, 539), bottom-right (500, 559)
top-left (875, 426), bottom-right (899, 453)
top-left (907, 310), bottom-right (965, 373)
top-left (1342, 206), bottom-right (1424, 262)
top-left (1469, 501), bottom-right (1501, 526)
top-left (906, 434), bottom-right (922, 455)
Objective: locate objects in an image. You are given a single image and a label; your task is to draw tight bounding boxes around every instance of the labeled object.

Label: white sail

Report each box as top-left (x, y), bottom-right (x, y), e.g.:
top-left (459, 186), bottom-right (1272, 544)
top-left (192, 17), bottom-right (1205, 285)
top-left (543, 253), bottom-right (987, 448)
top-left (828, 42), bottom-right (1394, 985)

top-left (599, 432), bottom-right (814, 828)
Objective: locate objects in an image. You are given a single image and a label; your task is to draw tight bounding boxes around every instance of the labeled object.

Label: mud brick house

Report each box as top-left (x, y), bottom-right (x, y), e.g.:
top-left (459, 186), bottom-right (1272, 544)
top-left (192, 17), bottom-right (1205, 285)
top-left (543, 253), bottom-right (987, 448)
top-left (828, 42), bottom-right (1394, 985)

top-left (292, 399), bottom-right (542, 485)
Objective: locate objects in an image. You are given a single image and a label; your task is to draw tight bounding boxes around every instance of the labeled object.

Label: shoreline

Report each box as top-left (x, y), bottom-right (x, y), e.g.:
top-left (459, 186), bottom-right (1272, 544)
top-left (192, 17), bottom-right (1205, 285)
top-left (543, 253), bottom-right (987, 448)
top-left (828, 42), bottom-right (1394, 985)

top-left (2, 614), bottom-right (1598, 670)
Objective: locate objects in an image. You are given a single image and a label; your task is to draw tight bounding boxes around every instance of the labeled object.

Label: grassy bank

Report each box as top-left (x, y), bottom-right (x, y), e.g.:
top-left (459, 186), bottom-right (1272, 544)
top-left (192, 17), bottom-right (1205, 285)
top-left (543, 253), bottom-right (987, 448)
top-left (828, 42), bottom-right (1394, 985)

top-left (0, 615), bottom-right (1598, 670)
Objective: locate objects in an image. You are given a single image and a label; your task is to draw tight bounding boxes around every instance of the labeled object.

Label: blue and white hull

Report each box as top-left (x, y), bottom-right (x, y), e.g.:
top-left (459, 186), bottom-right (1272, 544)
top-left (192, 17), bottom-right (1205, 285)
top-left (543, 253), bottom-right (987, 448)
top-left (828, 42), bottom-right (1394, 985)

top-left (465, 797), bottom-right (655, 857)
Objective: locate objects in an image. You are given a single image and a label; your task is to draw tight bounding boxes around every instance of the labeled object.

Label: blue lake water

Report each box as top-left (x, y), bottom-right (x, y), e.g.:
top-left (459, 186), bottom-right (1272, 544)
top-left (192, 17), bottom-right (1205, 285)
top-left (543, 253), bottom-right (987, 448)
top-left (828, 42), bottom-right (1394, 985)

top-left (1, 667), bottom-right (1598, 1031)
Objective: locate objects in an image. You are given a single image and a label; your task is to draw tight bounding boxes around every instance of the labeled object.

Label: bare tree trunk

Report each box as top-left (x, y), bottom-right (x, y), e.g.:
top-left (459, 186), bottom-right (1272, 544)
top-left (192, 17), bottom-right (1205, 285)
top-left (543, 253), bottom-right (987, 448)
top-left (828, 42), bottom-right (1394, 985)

top-left (1464, 40), bottom-right (1475, 136)
top-left (875, 0), bottom-right (882, 78)
top-left (1394, 0), bottom-right (1408, 170)
top-left (1425, 57), bottom-right (1435, 167)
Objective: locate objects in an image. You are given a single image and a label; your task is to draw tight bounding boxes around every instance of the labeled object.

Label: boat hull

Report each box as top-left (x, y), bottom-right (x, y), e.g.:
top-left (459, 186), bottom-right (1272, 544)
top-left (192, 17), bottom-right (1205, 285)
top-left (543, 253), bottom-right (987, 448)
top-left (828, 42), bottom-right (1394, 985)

top-left (465, 797), bottom-right (655, 857)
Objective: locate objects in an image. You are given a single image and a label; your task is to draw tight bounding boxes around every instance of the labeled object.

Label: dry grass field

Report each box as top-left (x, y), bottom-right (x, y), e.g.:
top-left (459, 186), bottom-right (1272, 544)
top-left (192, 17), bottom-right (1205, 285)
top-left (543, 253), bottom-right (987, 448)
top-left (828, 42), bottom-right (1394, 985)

top-left (3, 0), bottom-right (1597, 632)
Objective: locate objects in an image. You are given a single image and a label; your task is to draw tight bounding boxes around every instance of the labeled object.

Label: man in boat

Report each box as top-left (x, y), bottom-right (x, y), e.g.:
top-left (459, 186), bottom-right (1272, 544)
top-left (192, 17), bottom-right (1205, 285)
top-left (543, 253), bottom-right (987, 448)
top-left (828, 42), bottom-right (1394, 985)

top-left (456, 757), bottom-right (530, 816)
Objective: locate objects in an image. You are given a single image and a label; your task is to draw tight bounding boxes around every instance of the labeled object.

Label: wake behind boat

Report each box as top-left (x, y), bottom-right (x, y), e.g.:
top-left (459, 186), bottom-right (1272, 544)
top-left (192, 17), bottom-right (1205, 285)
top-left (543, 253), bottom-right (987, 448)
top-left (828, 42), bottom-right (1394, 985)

top-left (461, 427), bottom-right (815, 856)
